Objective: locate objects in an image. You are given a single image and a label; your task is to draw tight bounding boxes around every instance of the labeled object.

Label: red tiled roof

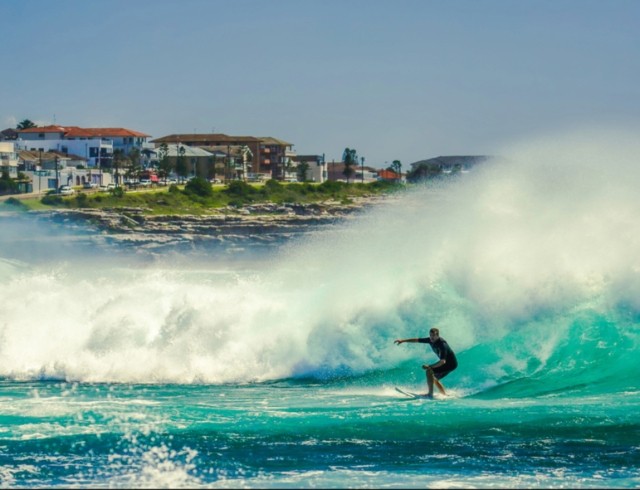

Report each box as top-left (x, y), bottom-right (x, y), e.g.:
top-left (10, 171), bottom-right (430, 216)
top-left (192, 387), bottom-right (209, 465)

top-left (18, 125), bottom-right (149, 138)
top-left (18, 125), bottom-right (67, 133)
top-left (378, 169), bottom-right (401, 180)
top-left (151, 133), bottom-right (262, 144)
top-left (66, 127), bottom-right (150, 138)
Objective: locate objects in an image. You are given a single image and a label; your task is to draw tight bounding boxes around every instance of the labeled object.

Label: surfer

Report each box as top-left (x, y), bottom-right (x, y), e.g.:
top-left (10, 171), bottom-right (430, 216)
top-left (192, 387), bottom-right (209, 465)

top-left (394, 327), bottom-right (458, 398)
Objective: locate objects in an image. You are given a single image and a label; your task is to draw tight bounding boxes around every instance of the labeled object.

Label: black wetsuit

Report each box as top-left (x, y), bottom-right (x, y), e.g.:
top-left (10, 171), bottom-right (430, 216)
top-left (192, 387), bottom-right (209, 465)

top-left (418, 337), bottom-right (458, 379)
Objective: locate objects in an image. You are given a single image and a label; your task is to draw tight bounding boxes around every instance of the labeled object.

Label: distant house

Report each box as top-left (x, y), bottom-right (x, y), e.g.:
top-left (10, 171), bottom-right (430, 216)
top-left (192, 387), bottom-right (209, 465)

top-left (377, 169), bottom-right (403, 182)
top-left (16, 125), bottom-right (150, 168)
top-left (0, 128), bottom-right (18, 141)
top-left (151, 133), bottom-right (294, 180)
top-left (325, 161), bottom-right (378, 183)
top-left (407, 155), bottom-right (489, 181)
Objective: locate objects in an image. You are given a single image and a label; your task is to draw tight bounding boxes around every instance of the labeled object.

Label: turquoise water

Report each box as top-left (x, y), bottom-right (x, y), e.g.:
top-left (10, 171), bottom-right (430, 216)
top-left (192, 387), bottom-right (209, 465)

top-left (1, 129), bottom-right (640, 487)
top-left (0, 377), bottom-right (638, 488)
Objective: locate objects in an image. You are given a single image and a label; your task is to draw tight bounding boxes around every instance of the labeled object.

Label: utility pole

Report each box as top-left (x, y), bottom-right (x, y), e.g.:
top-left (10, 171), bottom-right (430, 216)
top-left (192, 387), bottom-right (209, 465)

top-left (55, 156), bottom-right (60, 192)
top-left (361, 156), bottom-right (365, 183)
top-left (38, 150), bottom-right (43, 193)
top-left (97, 145), bottom-right (102, 186)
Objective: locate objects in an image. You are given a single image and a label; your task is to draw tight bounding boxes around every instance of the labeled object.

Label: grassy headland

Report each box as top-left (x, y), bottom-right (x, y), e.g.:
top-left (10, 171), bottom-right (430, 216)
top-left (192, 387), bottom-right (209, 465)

top-left (1, 179), bottom-right (405, 216)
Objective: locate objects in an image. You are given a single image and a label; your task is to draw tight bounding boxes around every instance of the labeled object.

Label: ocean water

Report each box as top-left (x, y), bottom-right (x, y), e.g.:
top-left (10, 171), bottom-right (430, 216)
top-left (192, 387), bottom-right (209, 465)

top-left (0, 128), bottom-right (639, 488)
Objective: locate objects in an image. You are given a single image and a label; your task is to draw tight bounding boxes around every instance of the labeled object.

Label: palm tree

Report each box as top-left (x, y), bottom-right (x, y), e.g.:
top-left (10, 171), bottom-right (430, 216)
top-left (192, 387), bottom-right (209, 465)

top-left (239, 145), bottom-right (253, 181)
top-left (342, 148), bottom-right (358, 184)
top-left (112, 149), bottom-right (124, 187)
top-left (157, 143), bottom-right (172, 184)
top-left (176, 144), bottom-right (188, 181)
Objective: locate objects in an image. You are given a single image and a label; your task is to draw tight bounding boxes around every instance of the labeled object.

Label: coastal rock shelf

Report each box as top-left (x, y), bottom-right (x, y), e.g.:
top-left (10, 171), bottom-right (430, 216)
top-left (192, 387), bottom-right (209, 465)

top-left (30, 197), bottom-right (390, 257)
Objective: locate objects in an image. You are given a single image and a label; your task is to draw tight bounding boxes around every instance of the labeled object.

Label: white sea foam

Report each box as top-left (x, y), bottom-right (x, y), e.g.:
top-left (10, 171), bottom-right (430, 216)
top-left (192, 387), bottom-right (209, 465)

top-left (1, 126), bottom-right (639, 384)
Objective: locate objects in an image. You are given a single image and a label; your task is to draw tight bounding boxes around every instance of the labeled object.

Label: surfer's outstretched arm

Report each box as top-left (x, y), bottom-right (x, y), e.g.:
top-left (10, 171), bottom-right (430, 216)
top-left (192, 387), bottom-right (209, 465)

top-left (394, 338), bottom-right (421, 345)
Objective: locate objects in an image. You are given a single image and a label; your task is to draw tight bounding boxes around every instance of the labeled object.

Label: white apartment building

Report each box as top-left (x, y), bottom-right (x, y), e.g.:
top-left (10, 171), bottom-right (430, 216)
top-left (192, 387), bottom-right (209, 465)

top-left (292, 155), bottom-right (327, 183)
top-left (0, 141), bottom-right (19, 177)
top-left (16, 125), bottom-right (150, 168)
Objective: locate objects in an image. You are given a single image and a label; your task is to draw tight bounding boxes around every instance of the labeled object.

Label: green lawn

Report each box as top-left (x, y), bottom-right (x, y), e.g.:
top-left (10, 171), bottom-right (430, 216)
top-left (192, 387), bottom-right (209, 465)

top-left (1, 180), bottom-right (404, 215)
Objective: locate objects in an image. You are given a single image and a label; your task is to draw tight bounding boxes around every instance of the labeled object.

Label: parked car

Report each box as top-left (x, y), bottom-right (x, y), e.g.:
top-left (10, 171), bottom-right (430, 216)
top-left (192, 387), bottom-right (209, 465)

top-left (83, 182), bottom-right (98, 189)
top-left (58, 185), bottom-right (75, 196)
top-left (139, 179), bottom-right (152, 186)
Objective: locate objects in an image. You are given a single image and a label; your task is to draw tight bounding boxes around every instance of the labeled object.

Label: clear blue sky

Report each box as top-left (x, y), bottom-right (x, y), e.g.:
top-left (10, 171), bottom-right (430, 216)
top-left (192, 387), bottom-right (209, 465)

top-left (2, 0), bottom-right (639, 167)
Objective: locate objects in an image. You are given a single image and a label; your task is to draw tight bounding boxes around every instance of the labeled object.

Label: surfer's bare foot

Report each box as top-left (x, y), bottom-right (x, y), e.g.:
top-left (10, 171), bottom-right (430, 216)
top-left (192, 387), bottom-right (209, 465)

top-left (424, 393), bottom-right (434, 399)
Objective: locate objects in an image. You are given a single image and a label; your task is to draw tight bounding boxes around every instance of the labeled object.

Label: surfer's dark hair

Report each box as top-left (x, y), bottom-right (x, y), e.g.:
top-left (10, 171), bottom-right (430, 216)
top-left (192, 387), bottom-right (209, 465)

top-left (430, 327), bottom-right (440, 335)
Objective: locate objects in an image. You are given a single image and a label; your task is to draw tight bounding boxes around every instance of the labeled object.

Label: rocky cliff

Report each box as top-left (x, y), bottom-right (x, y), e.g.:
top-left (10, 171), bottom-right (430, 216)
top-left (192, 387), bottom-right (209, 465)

top-left (35, 197), bottom-right (390, 258)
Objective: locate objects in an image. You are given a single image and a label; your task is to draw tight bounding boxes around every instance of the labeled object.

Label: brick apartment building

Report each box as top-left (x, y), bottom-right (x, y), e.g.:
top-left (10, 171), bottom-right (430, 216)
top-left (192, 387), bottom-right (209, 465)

top-left (151, 133), bottom-right (293, 180)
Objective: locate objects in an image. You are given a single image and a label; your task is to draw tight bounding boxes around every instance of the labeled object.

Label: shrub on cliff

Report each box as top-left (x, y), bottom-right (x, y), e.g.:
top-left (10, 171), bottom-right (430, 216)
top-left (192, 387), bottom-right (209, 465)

top-left (41, 194), bottom-right (64, 205)
top-left (2, 197), bottom-right (27, 210)
top-left (75, 192), bottom-right (89, 207)
top-left (263, 179), bottom-right (283, 193)
top-left (184, 177), bottom-right (213, 197)
top-left (222, 180), bottom-right (257, 206)
top-left (0, 173), bottom-right (19, 196)
top-left (318, 180), bottom-right (347, 193)
top-left (110, 186), bottom-right (125, 198)
top-left (224, 181), bottom-right (256, 198)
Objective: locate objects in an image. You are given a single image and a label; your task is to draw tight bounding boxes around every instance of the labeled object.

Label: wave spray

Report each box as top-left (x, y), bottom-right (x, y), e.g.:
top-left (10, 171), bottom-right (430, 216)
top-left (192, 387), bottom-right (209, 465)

top-left (1, 126), bottom-right (639, 395)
